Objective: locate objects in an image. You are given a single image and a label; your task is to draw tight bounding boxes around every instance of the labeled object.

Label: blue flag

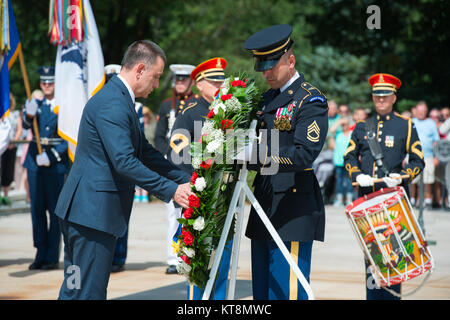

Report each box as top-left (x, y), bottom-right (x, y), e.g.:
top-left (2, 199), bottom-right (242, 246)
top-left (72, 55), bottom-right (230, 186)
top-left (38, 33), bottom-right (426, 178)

top-left (1, 0), bottom-right (20, 118)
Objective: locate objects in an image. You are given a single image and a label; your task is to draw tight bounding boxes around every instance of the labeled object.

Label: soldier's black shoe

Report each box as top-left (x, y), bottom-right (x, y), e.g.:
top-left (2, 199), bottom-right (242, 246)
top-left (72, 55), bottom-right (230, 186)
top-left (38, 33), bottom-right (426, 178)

top-left (111, 264), bottom-right (125, 273)
top-left (165, 265), bottom-right (178, 274)
top-left (28, 261), bottom-right (43, 270)
top-left (41, 262), bottom-right (58, 270)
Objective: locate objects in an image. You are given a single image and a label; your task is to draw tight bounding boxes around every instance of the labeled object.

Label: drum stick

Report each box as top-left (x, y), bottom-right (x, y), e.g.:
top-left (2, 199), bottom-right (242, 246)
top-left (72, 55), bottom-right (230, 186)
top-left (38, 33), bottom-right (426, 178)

top-left (352, 174), bottom-right (410, 187)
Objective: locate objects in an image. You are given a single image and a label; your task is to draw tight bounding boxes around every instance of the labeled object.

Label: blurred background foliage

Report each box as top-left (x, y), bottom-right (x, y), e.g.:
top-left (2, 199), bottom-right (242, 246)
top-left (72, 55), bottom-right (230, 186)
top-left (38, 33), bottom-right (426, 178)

top-left (8, 0), bottom-right (450, 114)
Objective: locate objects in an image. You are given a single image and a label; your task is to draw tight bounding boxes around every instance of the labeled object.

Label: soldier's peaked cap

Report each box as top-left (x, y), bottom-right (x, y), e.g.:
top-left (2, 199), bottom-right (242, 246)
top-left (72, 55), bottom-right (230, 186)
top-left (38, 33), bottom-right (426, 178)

top-left (244, 24), bottom-right (293, 72)
top-left (369, 73), bottom-right (402, 96)
top-left (170, 64), bottom-right (196, 77)
top-left (38, 66), bottom-right (55, 83)
top-left (191, 58), bottom-right (227, 82)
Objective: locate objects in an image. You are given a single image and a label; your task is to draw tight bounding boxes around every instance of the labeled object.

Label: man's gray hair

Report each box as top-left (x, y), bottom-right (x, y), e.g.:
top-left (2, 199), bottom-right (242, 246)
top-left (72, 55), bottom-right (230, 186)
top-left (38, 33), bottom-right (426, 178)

top-left (121, 40), bottom-right (167, 69)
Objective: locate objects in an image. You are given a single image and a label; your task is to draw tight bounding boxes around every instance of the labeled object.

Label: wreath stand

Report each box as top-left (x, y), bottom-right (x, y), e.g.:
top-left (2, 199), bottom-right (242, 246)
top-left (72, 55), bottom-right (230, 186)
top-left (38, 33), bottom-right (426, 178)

top-left (201, 121), bottom-right (315, 300)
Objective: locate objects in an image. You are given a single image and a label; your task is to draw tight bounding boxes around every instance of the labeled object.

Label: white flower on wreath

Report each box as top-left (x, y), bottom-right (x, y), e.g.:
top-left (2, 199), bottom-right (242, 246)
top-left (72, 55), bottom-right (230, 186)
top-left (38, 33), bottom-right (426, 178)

top-left (192, 156), bottom-right (202, 169)
top-left (176, 261), bottom-right (192, 275)
top-left (193, 216), bottom-right (205, 231)
top-left (213, 102), bottom-right (226, 114)
top-left (211, 128), bottom-right (224, 142)
top-left (224, 96), bottom-right (242, 112)
top-left (183, 247), bottom-right (195, 258)
top-left (201, 120), bottom-right (215, 136)
top-left (206, 139), bottom-right (223, 154)
top-left (194, 177), bottom-right (206, 192)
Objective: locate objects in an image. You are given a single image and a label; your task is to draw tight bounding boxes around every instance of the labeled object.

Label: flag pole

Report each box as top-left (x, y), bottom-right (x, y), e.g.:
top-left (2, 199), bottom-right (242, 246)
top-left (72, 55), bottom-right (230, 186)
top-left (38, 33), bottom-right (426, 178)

top-left (18, 46), bottom-right (42, 154)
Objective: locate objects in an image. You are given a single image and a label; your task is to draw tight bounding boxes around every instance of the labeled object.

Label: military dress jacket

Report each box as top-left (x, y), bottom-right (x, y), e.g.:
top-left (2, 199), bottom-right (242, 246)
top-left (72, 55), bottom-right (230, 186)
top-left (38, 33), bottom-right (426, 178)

top-left (344, 111), bottom-right (425, 196)
top-left (246, 74), bottom-right (328, 242)
top-left (168, 96), bottom-right (209, 175)
top-left (22, 98), bottom-right (69, 174)
top-left (154, 93), bottom-right (197, 156)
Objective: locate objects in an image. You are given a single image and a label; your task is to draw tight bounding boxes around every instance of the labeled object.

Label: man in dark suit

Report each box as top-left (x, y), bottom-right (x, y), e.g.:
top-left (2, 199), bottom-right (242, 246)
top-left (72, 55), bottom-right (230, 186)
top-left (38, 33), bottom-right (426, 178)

top-left (55, 40), bottom-right (192, 300)
top-left (244, 25), bottom-right (328, 300)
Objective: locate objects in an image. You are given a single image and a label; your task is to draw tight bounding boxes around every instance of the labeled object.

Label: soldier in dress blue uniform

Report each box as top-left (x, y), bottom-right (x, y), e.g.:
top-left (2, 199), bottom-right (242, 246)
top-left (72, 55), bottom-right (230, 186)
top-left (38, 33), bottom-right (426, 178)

top-left (244, 24), bottom-right (328, 300)
top-left (23, 66), bottom-right (69, 270)
top-left (344, 73), bottom-right (425, 300)
top-left (169, 58), bottom-right (233, 299)
top-left (154, 64), bottom-right (196, 156)
top-left (154, 64), bottom-right (197, 275)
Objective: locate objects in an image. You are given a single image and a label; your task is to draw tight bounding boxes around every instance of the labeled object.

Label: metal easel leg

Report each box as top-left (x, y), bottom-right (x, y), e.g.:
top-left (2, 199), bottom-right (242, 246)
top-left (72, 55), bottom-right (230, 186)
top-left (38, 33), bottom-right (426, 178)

top-left (201, 178), bottom-right (245, 300)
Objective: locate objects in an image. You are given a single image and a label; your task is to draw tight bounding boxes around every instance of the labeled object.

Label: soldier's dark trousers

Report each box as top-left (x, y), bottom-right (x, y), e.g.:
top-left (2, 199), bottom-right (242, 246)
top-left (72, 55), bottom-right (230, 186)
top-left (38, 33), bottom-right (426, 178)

top-left (251, 240), bottom-right (313, 300)
top-left (28, 170), bottom-right (64, 264)
top-left (365, 260), bottom-right (401, 300)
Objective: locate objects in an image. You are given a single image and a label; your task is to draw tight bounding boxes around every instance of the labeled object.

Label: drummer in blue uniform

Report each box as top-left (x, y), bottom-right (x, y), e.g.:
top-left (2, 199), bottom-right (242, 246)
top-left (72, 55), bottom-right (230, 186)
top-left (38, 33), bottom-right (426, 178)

top-left (344, 73), bottom-right (425, 300)
top-left (243, 24), bottom-right (328, 300)
top-left (23, 66), bottom-right (69, 270)
top-left (169, 58), bottom-right (233, 299)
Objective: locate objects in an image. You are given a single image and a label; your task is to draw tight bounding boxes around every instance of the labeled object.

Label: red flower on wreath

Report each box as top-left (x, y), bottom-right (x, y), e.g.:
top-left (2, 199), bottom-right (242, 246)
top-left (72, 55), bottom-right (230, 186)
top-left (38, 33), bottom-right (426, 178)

top-left (221, 119), bottom-right (234, 130)
top-left (188, 194), bottom-right (200, 208)
top-left (200, 159), bottom-right (212, 170)
top-left (182, 230), bottom-right (194, 246)
top-left (190, 172), bottom-right (198, 184)
top-left (206, 109), bottom-right (215, 119)
top-left (181, 255), bottom-right (192, 265)
top-left (184, 207), bottom-right (193, 219)
top-left (221, 94), bottom-right (233, 101)
top-left (231, 80), bottom-right (246, 88)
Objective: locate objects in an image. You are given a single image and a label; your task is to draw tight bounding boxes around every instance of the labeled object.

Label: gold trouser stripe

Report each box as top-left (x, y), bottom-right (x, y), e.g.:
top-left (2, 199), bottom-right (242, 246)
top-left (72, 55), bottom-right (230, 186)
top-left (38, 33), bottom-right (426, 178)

top-left (406, 119), bottom-right (412, 153)
top-left (189, 284), bottom-right (194, 300)
top-left (289, 241), bottom-right (299, 300)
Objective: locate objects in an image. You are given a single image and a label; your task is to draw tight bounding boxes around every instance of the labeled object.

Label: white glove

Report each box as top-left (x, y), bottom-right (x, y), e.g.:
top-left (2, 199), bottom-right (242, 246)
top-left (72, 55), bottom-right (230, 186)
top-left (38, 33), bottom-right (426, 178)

top-left (25, 98), bottom-right (38, 116)
top-left (36, 152), bottom-right (51, 167)
top-left (383, 173), bottom-right (402, 188)
top-left (356, 174), bottom-right (374, 187)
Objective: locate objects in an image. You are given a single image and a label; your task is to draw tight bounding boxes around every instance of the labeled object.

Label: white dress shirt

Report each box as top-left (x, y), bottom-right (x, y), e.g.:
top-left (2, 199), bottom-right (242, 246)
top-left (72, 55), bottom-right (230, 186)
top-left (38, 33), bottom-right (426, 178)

top-left (117, 74), bottom-right (135, 103)
top-left (280, 71), bottom-right (300, 93)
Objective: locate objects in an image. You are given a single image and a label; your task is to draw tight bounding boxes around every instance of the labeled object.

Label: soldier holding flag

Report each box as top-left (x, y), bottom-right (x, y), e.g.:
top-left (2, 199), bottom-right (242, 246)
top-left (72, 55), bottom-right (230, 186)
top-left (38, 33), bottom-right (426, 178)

top-left (23, 66), bottom-right (69, 270)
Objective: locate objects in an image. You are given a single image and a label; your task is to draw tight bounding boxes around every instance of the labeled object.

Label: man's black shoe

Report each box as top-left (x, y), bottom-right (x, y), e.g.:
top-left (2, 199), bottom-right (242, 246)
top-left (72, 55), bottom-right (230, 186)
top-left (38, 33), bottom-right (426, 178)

top-left (165, 265), bottom-right (178, 274)
top-left (111, 264), bottom-right (125, 273)
top-left (41, 262), bottom-right (58, 270)
top-left (28, 261), bottom-right (43, 270)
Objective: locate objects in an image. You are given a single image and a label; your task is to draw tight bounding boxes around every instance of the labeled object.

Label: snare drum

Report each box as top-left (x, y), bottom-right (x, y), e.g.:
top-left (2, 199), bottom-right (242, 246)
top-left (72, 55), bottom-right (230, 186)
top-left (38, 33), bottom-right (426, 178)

top-left (345, 186), bottom-right (434, 287)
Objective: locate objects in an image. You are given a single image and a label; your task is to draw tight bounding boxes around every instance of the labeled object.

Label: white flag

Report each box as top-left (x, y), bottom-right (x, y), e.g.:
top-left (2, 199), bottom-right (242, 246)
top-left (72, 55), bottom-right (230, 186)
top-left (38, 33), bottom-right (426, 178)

top-left (55, 0), bottom-right (104, 160)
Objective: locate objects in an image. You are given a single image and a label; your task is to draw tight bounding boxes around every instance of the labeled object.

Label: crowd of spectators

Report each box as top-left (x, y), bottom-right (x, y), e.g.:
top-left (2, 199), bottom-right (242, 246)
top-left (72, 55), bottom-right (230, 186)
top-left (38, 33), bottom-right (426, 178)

top-left (313, 100), bottom-right (450, 211)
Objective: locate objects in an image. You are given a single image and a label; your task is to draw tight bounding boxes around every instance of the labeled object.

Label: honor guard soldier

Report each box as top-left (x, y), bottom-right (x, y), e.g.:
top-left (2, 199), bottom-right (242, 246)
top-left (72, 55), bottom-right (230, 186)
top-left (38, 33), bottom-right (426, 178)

top-left (154, 64), bottom-right (196, 156)
top-left (169, 58), bottom-right (233, 299)
top-left (154, 64), bottom-right (196, 275)
top-left (244, 24), bottom-right (328, 300)
top-left (344, 73), bottom-right (425, 300)
top-left (23, 66), bottom-right (69, 270)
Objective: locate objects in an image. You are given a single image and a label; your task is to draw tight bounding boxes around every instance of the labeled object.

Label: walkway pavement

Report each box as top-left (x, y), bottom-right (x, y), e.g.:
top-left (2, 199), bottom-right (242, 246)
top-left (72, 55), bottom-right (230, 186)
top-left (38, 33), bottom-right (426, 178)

top-left (0, 195), bottom-right (449, 300)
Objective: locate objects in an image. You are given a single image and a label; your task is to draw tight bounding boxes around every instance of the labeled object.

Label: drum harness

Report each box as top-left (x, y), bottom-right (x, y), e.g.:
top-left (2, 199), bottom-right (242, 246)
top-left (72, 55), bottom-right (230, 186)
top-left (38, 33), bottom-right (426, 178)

top-left (365, 117), bottom-right (433, 298)
top-left (365, 117), bottom-right (390, 177)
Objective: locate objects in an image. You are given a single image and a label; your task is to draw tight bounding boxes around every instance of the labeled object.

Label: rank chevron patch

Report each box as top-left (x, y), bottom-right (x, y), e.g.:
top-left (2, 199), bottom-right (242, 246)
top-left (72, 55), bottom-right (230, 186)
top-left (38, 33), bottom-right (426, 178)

top-left (307, 120), bottom-right (320, 142)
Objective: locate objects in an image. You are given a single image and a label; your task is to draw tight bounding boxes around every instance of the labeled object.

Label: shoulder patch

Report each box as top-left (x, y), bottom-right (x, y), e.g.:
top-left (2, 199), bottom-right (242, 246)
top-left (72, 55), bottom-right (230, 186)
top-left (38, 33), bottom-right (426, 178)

top-left (308, 95), bottom-right (326, 103)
